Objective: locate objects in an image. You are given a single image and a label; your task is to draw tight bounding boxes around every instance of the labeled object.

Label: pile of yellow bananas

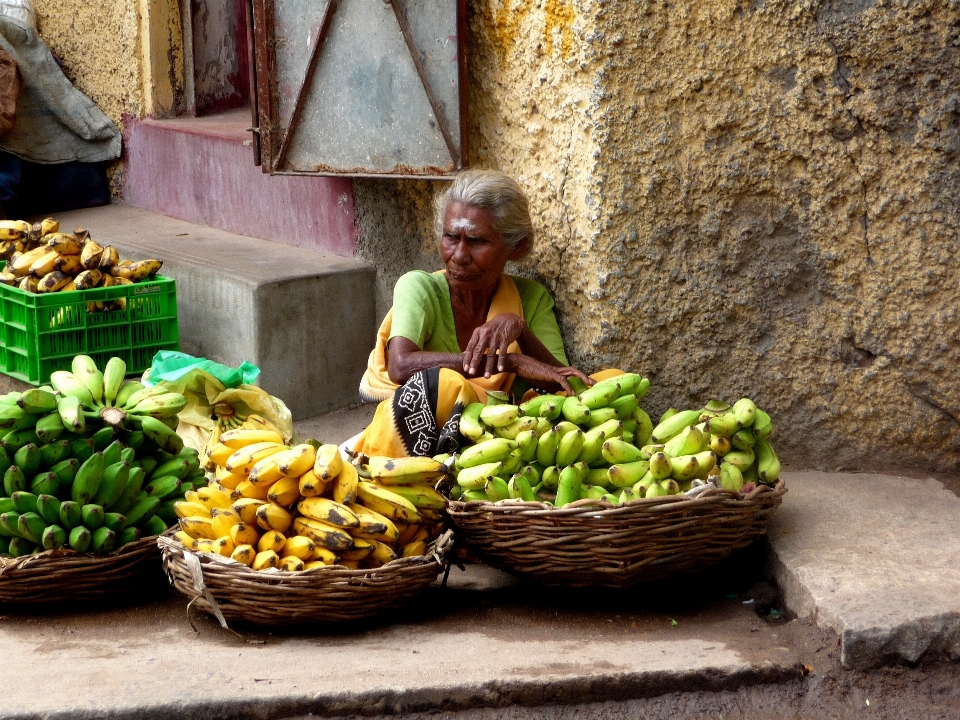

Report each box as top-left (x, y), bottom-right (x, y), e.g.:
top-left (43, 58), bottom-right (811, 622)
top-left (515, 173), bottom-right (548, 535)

top-left (174, 416), bottom-right (449, 572)
top-left (0, 218), bottom-right (162, 308)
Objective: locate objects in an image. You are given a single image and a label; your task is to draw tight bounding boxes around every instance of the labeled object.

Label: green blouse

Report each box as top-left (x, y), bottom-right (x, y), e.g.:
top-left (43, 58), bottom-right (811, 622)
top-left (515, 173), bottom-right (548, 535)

top-left (389, 271), bottom-right (569, 365)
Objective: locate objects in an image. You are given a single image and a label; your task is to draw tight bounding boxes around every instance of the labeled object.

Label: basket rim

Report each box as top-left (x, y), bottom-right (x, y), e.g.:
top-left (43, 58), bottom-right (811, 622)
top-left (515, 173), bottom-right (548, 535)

top-left (447, 478), bottom-right (786, 517)
top-left (158, 529), bottom-right (454, 580)
top-left (0, 532), bottom-right (162, 574)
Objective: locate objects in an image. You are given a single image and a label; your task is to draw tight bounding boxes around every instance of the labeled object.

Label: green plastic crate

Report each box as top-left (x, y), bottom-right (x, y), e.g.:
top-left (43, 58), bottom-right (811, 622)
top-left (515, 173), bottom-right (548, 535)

top-left (0, 261), bottom-right (180, 385)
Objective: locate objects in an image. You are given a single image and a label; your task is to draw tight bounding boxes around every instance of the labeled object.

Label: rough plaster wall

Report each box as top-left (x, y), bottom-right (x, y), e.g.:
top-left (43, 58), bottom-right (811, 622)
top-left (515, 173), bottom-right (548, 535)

top-left (358, 0), bottom-right (960, 472)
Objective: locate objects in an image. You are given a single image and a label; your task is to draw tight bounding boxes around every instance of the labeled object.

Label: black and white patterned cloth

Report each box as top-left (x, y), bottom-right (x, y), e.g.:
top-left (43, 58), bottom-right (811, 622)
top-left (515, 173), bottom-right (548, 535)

top-left (392, 368), bottom-right (463, 457)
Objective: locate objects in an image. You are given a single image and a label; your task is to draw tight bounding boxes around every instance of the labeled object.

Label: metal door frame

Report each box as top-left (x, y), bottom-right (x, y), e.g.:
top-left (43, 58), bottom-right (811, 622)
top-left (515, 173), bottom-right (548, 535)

top-left (249, 0), bottom-right (469, 178)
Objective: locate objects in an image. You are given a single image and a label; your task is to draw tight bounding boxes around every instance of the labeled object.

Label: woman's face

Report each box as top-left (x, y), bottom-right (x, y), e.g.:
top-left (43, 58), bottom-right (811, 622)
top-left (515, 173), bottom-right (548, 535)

top-left (441, 202), bottom-right (525, 293)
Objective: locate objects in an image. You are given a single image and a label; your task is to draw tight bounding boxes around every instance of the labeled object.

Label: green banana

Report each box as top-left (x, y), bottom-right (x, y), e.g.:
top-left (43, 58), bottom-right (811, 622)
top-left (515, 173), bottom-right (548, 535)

top-left (114, 380), bottom-right (146, 409)
top-left (17, 511), bottom-right (47, 543)
top-left (90, 526), bottom-right (115, 553)
top-left (2, 429), bottom-right (40, 453)
top-left (650, 410), bottom-right (701, 443)
top-left (7, 537), bottom-right (37, 556)
top-left (111, 466), bottom-right (146, 514)
top-left (462, 489), bottom-right (490, 502)
top-left (71, 452), bottom-right (105, 506)
top-left (58, 501), bottom-right (82, 530)
top-left (73, 355), bottom-right (104, 406)
top-left (638, 443), bottom-right (665, 460)
top-left (519, 394), bottom-right (559, 416)
top-left (732, 398), bottom-right (757, 427)
top-left (553, 421), bottom-right (579, 437)
top-left (518, 463), bottom-right (541, 485)
top-left (41, 524), bottom-right (67, 550)
top-left (117, 526), bottom-right (141, 547)
top-left (11, 491), bottom-right (38, 514)
top-left (141, 515), bottom-right (168, 537)
top-left (0, 511), bottom-right (21, 537)
top-left (0, 404), bottom-right (26, 430)
top-left (608, 393), bottom-right (639, 420)
top-left (13, 443), bottom-right (40, 475)
top-left (670, 455), bottom-right (700, 482)
top-left (555, 465), bottom-right (583, 507)
top-left (540, 465), bottom-right (560, 490)
top-left (50, 371), bottom-right (94, 406)
top-left (119, 447), bottom-right (136, 465)
top-left (645, 482), bottom-right (668, 499)
top-left (101, 440), bottom-right (124, 467)
top-left (607, 460), bottom-right (650, 488)
top-left (578, 382), bottom-right (621, 410)
top-left (707, 414), bottom-right (740, 438)
top-left (485, 476), bottom-right (510, 501)
top-left (90, 427), bottom-right (117, 452)
top-left (537, 397), bottom-right (565, 420)
top-left (719, 463), bottom-right (744, 492)
top-left (601, 438), bottom-right (643, 465)
top-left (80, 504), bottom-right (104, 530)
top-left (582, 484), bottom-right (607, 500)
top-left (755, 438), bottom-right (780, 483)
top-left (511, 473), bottom-right (536, 501)
top-left (586, 466), bottom-right (612, 488)
top-left (138, 416), bottom-right (183, 454)
top-left (0, 497), bottom-right (14, 515)
top-left (710, 435), bottom-right (732, 457)
top-left (36, 494), bottom-right (61, 526)
top-left (663, 425), bottom-right (704, 458)
top-left (38, 439), bottom-right (70, 469)
top-left (752, 409), bottom-right (773, 439)
top-left (731, 429), bottom-right (756, 451)
top-left (102, 357), bottom-right (127, 406)
top-left (29, 471), bottom-right (59, 496)
top-left (70, 438), bottom-right (96, 463)
top-left (493, 416), bottom-right (538, 440)
top-left (144, 475), bottom-right (181, 500)
top-left (723, 449), bottom-right (755, 472)
top-left (49, 458), bottom-right (80, 491)
top-left (560, 397), bottom-right (591, 425)
top-left (631, 408), bottom-right (653, 447)
top-left (516, 429), bottom-right (538, 463)
top-left (458, 438), bottom-right (517, 469)
top-left (632, 471), bottom-right (658, 494)
top-left (535, 427), bottom-right (560, 466)
top-left (501, 448), bottom-right (523, 475)
top-left (154, 500), bottom-right (178, 524)
top-left (122, 430), bottom-right (145, 451)
top-left (692, 450), bottom-right (717, 477)
top-left (122, 495), bottom-right (160, 528)
top-left (583, 407), bottom-right (619, 428)
top-left (127, 392), bottom-right (188, 419)
top-left (3, 464), bottom-right (25, 495)
top-left (93, 462), bottom-right (130, 507)
top-left (616, 373), bottom-right (650, 399)
top-left (555, 429), bottom-right (585, 467)
top-left (68, 525), bottom-right (91, 552)
top-left (478, 404), bottom-right (519, 428)
top-left (455, 461), bottom-right (503, 490)
top-left (576, 426), bottom-right (607, 465)
top-left (17, 388), bottom-right (58, 414)
top-left (619, 488), bottom-right (643, 504)
top-left (458, 402), bottom-right (486, 441)
top-left (148, 456), bottom-right (192, 481)
top-left (660, 478), bottom-right (681, 495)
top-left (592, 418), bottom-right (624, 440)
top-left (648, 451), bottom-right (672, 480)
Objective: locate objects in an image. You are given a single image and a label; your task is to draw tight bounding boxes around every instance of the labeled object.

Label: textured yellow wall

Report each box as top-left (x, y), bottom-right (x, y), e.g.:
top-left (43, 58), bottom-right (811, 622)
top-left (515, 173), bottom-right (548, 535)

top-left (359, 0), bottom-right (960, 473)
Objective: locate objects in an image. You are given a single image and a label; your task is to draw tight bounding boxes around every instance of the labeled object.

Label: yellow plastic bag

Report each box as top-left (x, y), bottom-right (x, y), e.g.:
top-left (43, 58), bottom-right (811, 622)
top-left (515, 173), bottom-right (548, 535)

top-left (157, 368), bottom-right (294, 453)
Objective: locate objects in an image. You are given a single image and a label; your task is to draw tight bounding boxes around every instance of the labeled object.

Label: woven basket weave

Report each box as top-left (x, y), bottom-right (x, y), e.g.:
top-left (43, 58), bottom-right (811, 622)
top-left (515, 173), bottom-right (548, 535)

top-left (0, 534), bottom-right (164, 604)
top-left (159, 530), bottom-right (454, 627)
top-left (446, 481), bottom-right (786, 588)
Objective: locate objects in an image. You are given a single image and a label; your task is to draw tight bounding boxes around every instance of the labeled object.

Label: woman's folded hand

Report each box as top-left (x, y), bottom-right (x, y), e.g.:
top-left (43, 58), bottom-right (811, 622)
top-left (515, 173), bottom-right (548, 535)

top-left (498, 354), bottom-right (594, 394)
top-left (463, 313), bottom-right (527, 378)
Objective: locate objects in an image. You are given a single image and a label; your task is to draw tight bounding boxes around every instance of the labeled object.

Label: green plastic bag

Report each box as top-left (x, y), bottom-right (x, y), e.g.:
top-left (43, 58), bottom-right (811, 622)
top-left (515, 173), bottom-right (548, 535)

top-left (144, 350), bottom-right (260, 388)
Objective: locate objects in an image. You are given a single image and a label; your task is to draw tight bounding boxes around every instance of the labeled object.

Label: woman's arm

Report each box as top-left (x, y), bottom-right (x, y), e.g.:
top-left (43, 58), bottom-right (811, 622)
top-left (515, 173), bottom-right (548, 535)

top-left (388, 336), bottom-right (467, 386)
top-left (463, 313), bottom-right (562, 377)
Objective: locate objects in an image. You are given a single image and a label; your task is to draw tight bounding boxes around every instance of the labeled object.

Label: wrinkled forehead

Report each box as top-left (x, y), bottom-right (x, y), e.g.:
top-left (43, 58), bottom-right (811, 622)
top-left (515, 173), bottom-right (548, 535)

top-left (448, 216), bottom-right (477, 232)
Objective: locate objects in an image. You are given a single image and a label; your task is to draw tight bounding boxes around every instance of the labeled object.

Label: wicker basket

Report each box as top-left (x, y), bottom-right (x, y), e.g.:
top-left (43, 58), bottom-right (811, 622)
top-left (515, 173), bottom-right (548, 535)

top-left (0, 534), bottom-right (164, 604)
top-left (446, 481), bottom-right (786, 588)
top-left (159, 530), bottom-right (454, 627)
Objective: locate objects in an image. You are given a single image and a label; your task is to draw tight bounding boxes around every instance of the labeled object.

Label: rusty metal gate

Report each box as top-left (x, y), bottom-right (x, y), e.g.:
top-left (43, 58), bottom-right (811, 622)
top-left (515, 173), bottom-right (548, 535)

top-left (248, 0), bottom-right (468, 178)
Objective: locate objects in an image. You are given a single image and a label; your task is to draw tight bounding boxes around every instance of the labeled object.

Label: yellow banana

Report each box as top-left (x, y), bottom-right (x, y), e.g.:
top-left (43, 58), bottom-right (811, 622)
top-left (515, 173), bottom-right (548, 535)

top-left (37, 270), bottom-right (72, 293)
top-left (267, 476), bottom-right (301, 506)
top-left (179, 515), bottom-right (216, 540)
top-left (255, 502), bottom-right (293, 533)
top-left (207, 442), bottom-right (234, 468)
top-left (346, 503), bottom-right (399, 543)
top-left (411, 526), bottom-right (430, 544)
top-left (174, 501), bottom-right (211, 519)
top-left (55, 253), bottom-right (83, 275)
top-left (215, 467), bottom-right (245, 491)
top-left (240, 414), bottom-right (284, 436)
top-left (97, 245), bottom-right (119, 269)
top-left (247, 453), bottom-right (286, 488)
top-left (73, 268), bottom-right (102, 290)
top-left (197, 486), bottom-right (234, 510)
top-left (194, 539), bottom-right (216, 553)
top-left (313, 444), bottom-right (343, 480)
top-left (230, 544), bottom-right (255, 566)
top-left (173, 530), bottom-right (196, 547)
top-left (252, 550), bottom-right (279, 571)
top-left (10, 246), bottom-right (50, 276)
top-left (18, 275), bottom-right (39, 292)
top-left (224, 442), bottom-right (286, 475)
top-left (220, 428), bottom-right (285, 449)
top-left (402, 540), bottom-right (427, 557)
top-left (39, 217), bottom-right (58, 235)
top-left (111, 258), bottom-right (161, 280)
top-left (231, 498), bottom-right (267, 524)
top-left (308, 545), bottom-right (338, 564)
top-left (257, 530), bottom-right (286, 553)
top-left (297, 497), bottom-right (360, 528)
top-left (45, 233), bottom-right (83, 255)
top-left (397, 523), bottom-right (418, 546)
top-left (212, 535), bottom-right (236, 557)
top-left (279, 555), bottom-right (304, 572)
top-left (339, 537), bottom-right (375, 561)
top-left (356, 481), bottom-right (422, 524)
top-left (291, 517), bottom-right (354, 550)
top-left (369, 540), bottom-right (397, 565)
top-left (233, 479), bottom-right (270, 500)
top-left (367, 455), bottom-right (447, 485)
top-left (29, 250), bottom-right (61, 277)
top-left (332, 460), bottom-right (359, 505)
top-left (303, 560), bottom-right (331, 570)
top-left (0, 219), bottom-right (31, 233)
top-left (210, 507), bottom-right (242, 537)
top-left (276, 443), bottom-right (316, 477)
top-left (79, 239), bottom-right (103, 269)
top-left (298, 469), bottom-right (328, 497)
top-left (230, 521), bottom-right (261, 546)
top-left (280, 535), bottom-right (316, 560)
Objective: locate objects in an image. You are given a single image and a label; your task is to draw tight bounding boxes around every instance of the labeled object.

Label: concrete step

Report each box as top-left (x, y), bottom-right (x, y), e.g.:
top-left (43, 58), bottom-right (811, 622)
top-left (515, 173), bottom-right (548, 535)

top-left (48, 204), bottom-right (375, 419)
top-left (122, 110), bottom-right (358, 254)
top-left (767, 470), bottom-right (960, 668)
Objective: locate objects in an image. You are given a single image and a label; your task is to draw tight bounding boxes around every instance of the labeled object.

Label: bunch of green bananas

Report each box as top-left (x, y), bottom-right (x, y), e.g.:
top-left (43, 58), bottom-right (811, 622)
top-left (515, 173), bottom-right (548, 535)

top-left (0, 355), bottom-right (203, 558)
top-left (449, 374), bottom-right (780, 508)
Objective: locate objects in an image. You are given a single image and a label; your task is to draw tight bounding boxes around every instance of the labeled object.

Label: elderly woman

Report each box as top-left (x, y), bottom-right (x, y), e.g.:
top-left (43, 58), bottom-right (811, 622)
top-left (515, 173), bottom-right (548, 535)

top-left (355, 170), bottom-right (609, 458)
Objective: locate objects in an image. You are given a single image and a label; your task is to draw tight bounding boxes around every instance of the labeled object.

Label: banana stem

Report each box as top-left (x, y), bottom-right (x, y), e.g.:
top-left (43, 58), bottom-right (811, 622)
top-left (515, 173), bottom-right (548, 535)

top-left (99, 406), bottom-right (127, 427)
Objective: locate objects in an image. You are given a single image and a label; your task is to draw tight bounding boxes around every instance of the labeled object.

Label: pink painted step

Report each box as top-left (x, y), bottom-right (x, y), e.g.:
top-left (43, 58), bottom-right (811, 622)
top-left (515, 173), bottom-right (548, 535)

top-left (122, 109), bottom-right (357, 256)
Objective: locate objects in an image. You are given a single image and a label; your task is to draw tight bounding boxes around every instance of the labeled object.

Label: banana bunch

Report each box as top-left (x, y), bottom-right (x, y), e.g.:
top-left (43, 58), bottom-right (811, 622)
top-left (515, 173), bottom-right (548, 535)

top-left (0, 378), bottom-right (205, 558)
top-left (0, 217), bottom-right (163, 312)
top-left (49, 355), bottom-right (187, 443)
top-left (176, 426), bottom-right (447, 572)
top-left (450, 373), bottom-right (781, 508)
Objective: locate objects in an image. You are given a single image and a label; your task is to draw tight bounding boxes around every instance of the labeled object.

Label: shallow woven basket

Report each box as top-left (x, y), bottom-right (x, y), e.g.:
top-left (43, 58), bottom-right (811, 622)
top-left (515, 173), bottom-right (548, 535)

top-left (446, 480), bottom-right (786, 588)
top-left (0, 534), bottom-right (164, 604)
top-left (159, 530), bottom-right (454, 627)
